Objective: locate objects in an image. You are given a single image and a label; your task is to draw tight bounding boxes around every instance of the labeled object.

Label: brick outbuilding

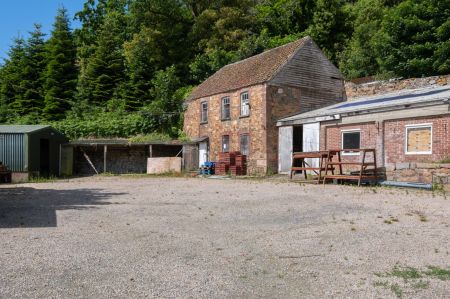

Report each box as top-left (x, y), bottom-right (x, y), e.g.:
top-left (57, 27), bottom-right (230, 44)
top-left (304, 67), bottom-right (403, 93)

top-left (183, 37), bottom-right (345, 174)
top-left (277, 76), bottom-right (450, 182)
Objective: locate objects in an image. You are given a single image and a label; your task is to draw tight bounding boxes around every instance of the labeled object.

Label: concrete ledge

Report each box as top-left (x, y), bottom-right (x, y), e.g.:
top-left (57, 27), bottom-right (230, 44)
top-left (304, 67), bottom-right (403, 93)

top-left (416, 163), bottom-right (439, 169)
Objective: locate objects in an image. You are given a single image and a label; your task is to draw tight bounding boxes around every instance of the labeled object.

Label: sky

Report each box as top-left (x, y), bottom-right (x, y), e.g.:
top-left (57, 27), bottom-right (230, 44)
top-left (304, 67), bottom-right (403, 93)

top-left (0, 0), bottom-right (86, 61)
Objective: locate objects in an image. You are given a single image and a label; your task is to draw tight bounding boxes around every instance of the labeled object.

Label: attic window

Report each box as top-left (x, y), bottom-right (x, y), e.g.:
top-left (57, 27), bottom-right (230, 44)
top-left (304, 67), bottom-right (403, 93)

top-left (221, 97), bottom-right (231, 120)
top-left (406, 124), bottom-right (432, 154)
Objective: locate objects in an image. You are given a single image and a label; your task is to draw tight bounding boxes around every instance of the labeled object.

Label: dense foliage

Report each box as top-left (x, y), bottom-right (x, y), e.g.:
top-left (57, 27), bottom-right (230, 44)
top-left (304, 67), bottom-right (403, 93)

top-left (0, 0), bottom-right (449, 139)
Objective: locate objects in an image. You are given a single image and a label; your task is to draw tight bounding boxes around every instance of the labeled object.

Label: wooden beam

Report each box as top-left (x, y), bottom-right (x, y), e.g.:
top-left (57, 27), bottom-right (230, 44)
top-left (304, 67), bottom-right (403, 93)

top-left (104, 145), bottom-right (107, 173)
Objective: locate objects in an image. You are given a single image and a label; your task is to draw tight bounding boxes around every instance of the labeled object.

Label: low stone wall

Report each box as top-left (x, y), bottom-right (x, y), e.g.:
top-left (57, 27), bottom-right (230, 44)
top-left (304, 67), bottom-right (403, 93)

top-left (385, 162), bottom-right (450, 184)
top-left (345, 75), bottom-right (450, 100)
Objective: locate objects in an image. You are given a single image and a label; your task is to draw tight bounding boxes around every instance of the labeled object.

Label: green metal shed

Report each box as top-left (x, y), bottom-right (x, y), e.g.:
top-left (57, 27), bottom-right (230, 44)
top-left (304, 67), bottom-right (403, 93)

top-left (0, 125), bottom-right (68, 177)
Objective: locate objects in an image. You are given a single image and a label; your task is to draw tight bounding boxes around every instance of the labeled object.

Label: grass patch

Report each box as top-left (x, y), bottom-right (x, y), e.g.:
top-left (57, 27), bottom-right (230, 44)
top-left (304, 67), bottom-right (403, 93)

top-left (390, 283), bottom-right (403, 298)
top-left (375, 265), bottom-right (450, 297)
top-left (423, 266), bottom-right (450, 280)
top-left (390, 266), bottom-right (422, 281)
top-left (373, 280), bottom-right (389, 287)
top-left (411, 280), bottom-right (429, 289)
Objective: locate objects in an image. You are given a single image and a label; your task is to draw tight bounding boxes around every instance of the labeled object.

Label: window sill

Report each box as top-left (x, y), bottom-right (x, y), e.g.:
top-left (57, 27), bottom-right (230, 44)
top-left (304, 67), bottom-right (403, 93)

top-left (200, 121), bottom-right (208, 125)
top-left (221, 118), bottom-right (231, 122)
top-left (405, 152), bottom-right (432, 155)
top-left (342, 152), bottom-right (360, 156)
top-left (239, 114), bottom-right (250, 119)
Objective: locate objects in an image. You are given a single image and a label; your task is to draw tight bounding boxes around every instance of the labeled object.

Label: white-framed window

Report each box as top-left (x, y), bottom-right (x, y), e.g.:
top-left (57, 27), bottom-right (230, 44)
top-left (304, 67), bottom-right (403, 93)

top-left (240, 134), bottom-right (249, 156)
top-left (222, 135), bottom-right (230, 152)
top-left (405, 124), bottom-right (432, 155)
top-left (200, 101), bottom-right (208, 123)
top-left (240, 92), bottom-right (249, 116)
top-left (341, 129), bottom-right (361, 155)
top-left (221, 97), bottom-right (231, 120)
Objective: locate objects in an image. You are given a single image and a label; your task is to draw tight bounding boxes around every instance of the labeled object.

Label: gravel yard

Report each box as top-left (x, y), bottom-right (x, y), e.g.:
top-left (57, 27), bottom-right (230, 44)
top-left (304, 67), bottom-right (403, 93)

top-left (0, 176), bottom-right (449, 298)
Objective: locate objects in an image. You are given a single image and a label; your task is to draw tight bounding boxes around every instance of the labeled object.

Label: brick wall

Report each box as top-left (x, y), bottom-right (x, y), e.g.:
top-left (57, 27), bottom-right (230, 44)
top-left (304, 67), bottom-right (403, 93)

top-left (320, 122), bottom-right (378, 171)
top-left (384, 116), bottom-right (450, 164)
top-left (183, 84), bottom-right (268, 174)
top-left (319, 115), bottom-right (450, 173)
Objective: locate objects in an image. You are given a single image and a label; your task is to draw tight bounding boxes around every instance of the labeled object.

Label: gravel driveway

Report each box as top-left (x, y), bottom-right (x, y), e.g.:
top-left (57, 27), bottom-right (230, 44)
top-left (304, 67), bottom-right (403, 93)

top-left (0, 176), bottom-right (449, 298)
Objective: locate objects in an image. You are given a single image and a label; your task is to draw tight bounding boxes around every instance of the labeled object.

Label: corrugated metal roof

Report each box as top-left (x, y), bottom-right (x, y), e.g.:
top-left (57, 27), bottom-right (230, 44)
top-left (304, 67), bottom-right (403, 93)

top-left (277, 85), bottom-right (450, 125)
top-left (0, 125), bottom-right (50, 134)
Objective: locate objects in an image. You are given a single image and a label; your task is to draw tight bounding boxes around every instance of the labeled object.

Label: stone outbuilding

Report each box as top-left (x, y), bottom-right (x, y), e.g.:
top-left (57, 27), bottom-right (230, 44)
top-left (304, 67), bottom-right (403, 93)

top-left (183, 36), bottom-right (345, 174)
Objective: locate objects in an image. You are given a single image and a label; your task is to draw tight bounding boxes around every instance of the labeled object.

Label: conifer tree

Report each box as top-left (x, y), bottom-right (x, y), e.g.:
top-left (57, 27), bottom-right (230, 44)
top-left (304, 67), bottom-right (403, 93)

top-left (83, 10), bottom-right (127, 105)
top-left (11, 24), bottom-right (47, 116)
top-left (0, 37), bottom-right (27, 121)
top-left (43, 7), bottom-right (77, 120)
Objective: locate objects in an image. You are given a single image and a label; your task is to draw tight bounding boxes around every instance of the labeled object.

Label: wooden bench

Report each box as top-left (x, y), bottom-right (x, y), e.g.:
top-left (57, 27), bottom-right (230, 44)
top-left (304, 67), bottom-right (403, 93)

top-left (322, 149), bottom-right (378, 186)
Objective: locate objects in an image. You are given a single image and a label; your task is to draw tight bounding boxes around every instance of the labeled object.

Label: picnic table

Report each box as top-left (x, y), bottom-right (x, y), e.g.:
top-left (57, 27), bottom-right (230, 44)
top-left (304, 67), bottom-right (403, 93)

top-left (322, 149), bottom-right (378, 186)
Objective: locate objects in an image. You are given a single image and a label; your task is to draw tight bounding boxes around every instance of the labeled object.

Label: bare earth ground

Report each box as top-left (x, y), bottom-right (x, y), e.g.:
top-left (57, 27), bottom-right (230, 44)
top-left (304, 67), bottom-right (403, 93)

top-left (0, 176), bottom-right (449, 298)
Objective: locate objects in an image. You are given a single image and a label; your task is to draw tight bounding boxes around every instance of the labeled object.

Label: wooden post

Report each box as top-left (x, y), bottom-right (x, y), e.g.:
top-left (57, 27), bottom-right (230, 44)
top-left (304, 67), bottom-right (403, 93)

top-left (104, 145), bottom-right (107, 173)
top-left (149, 145), bottom-right (153, 158)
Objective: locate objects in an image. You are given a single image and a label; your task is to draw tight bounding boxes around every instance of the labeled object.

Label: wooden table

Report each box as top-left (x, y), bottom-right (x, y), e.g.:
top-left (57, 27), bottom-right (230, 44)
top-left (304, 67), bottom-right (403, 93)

top-left (290, 151), bottom-right (335, 183)
top-left (322, 149), bottom-right (378, 186)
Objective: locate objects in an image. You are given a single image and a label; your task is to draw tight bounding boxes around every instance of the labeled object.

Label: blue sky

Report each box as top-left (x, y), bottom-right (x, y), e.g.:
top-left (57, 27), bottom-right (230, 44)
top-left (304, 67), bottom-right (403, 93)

top-left (0, 1), bottom-right (86, 61)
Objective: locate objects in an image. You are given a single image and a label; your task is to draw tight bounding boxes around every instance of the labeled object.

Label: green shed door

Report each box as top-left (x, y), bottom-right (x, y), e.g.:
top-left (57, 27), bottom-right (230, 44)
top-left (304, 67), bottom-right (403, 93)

top-left (0, 133), bottom-right (25, 171)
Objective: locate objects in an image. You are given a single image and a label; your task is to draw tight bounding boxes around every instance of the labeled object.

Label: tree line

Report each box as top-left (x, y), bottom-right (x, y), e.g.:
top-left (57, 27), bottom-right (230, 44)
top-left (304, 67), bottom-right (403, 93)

top-left (0, 0), bottom-right (449, 139)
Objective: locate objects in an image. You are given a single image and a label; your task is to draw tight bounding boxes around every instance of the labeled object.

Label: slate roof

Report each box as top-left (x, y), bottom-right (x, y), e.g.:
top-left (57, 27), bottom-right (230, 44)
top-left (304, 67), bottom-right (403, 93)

top-left (187, 37), bottom-right (310, 101)
top-left (0, 125), bottom-right (50, 134)
top-left (277, 85), bottom-right (450, 126)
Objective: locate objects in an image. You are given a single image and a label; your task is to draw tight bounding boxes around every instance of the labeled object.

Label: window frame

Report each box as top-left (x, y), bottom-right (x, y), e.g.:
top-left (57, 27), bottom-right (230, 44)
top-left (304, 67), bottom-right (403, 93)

top-left (405, 124), bottom-right (432, 155)
top-left (200, 101), bottom-right (208, 123)
top-left (222, 135), bottom-right (230, 153)
top-left (240, 92), bottom-right (250, 117)
top-left (239, 133), bottom-right (250, 156)
top-left (341, 129), bottom-right (361, 156)
top-left (221, 96), bottom-right (231, 120)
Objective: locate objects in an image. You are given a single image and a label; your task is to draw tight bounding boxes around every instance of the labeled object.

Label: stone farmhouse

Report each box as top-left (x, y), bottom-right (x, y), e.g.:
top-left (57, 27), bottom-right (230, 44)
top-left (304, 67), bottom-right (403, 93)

top-left (183, 37), bottom-right (345, 174)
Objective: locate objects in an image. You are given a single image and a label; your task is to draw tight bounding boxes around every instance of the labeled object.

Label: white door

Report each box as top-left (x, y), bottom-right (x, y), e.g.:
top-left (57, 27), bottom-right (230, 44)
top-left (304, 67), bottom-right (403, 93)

top-left (199, 141), bottom-right (208, 167)
top-left (278, 126), bottom-right (293, 173)
top-left (302, 122), bottom-right (320, 172)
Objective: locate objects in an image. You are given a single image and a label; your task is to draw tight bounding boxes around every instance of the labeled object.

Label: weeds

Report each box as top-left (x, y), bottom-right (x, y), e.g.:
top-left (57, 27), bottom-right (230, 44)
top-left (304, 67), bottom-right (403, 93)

top-left (423, 266), bottom-right (450, 280)
top-left (374, 265), bottom-right (450, 297)
top-left (29, 176), bottom-right (58, 183)
top-left (390, 283), bottom-right (403, 298)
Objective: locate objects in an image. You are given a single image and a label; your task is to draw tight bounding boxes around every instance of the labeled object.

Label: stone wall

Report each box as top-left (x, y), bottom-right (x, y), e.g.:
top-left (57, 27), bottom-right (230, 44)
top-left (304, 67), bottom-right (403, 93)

top-left (345, 75), bottom-right (450, 100)
top-left (386, 162), bottom-right (450, 184)
top-left (266, 85), bottom-right (304, 172)
top-left (74, 145), bottom-right (182, 175)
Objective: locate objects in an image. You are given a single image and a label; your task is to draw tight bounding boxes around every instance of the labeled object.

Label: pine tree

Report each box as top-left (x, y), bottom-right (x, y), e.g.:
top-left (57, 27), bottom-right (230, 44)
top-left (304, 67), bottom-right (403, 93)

top-left (83, 10), bottom-right (127, 105)
top-left (0, 37), bottom-right (27, 121)
top-left (11, 24), bottom-right (47, 116)
top-left (43, 7), bottom-right (77, 121)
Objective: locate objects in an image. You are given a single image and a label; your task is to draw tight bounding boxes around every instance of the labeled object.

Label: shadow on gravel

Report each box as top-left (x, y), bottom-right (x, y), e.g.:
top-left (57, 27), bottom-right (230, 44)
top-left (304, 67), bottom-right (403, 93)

top-left (0, 187), bottom-right (125, 228)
